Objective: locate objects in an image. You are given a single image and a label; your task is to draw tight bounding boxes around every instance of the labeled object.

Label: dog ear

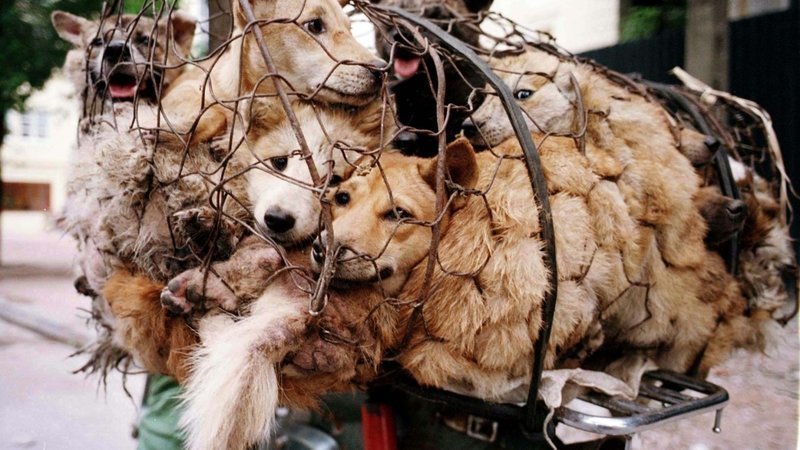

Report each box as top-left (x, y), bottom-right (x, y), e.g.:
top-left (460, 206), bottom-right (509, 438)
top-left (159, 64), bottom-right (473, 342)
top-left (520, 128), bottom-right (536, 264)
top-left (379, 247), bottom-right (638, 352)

top-left (169, 11), bottom-right (197, 57)
top-left (232, 0), bottom-right (276, 29)
top-left (420, 137), bottom-right (478, 209)
top-left (51, 11), bottom-right (91, 46)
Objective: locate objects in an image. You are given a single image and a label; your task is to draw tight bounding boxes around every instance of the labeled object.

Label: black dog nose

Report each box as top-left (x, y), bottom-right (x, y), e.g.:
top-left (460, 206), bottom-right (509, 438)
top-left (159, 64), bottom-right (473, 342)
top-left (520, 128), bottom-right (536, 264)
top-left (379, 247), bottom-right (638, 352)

top-left (103, 40), bottom-right (131, 62)
top-left (726, 200), bottom-right (746, 218)
top-left (462, 118), bottom-right (479, 139)
top-left (311, 240), bottom-right (325, 264)
top-left (264, 208), bottom-right (295, 233)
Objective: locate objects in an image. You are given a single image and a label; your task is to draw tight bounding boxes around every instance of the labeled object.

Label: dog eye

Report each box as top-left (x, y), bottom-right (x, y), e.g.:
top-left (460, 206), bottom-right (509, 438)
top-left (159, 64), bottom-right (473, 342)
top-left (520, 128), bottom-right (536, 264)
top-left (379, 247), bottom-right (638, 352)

top-left (334, 191), bottom-right (350, 206)
top-left (270, 157), bottom-right (288, 172)
top-left (384, 208), bottom-right (413, 221)
top-left (514, 89), bottom-right (533, 100)
top-left (328, 174), bottom-right (343, 187)
top-left (90, 37), bottom-right (104, 47)
top-left (136, 34), bottom-right (151, 46)
top-left (303, 19), bottom-right (326, 35)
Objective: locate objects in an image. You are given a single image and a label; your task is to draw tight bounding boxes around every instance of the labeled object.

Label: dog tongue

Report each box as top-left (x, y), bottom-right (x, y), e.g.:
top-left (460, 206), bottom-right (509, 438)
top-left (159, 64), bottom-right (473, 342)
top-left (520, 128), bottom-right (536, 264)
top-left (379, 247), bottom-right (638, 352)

top-left (109, 82), bottom-right (138, 99)
top-left (394, 57), bottom-right (421, 79)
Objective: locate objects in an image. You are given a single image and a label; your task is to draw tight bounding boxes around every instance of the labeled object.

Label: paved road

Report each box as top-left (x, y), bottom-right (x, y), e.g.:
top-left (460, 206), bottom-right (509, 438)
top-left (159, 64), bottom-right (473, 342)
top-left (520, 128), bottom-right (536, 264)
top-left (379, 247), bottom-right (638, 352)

top-left (0, 227), bottom-right (144, 450)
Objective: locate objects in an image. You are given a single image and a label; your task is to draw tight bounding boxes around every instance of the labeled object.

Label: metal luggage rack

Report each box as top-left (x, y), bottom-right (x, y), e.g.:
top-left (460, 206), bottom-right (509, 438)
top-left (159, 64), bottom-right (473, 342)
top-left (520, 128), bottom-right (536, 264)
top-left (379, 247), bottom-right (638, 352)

top-left (555, 370), bottom-right (728, 448)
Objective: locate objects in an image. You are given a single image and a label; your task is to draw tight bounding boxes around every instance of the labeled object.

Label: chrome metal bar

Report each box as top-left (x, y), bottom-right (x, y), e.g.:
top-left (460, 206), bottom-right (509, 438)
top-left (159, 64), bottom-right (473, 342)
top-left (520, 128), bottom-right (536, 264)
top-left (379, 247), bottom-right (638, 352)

top-left (555, 370), bottom-right (730, 436)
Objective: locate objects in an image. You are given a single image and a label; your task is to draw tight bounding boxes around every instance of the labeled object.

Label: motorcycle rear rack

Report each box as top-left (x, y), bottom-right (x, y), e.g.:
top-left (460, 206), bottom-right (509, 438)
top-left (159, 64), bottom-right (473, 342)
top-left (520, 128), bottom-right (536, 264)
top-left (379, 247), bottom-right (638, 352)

top-left (555, 370), bottom-right (728, 448)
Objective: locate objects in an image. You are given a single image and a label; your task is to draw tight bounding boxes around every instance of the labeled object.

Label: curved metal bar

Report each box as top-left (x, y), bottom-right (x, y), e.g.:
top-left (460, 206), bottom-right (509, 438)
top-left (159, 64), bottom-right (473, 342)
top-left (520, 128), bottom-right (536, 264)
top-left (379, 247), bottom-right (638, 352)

top-left (646, 80), bottom-right (741, 274)
top-left (375, 5), bottom-right (560, 434)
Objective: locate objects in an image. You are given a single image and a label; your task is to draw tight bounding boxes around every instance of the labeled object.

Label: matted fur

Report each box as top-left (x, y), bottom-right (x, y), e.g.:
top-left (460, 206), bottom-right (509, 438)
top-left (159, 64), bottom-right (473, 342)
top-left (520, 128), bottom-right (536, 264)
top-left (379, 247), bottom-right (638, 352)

top-left (470, 45), bottom-right (708, 271)
top-left (174, 134), bottom-right (759, 448)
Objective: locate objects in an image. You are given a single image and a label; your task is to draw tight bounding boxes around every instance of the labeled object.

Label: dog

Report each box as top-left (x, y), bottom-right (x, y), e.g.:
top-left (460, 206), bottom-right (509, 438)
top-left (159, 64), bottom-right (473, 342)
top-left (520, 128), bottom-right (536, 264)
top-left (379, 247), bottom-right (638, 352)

top-left (158, 101), bottom-right (390, 314)
top-left (158, 0), bottom-right (385, 144)
top-left (52, 9), bottom-right (198, 374)
top-left (64, 0), bottom-right (386, 379)
top-left (466, 44), bottom-right (711, 274)
top-left (170, 132), bottom-right (762, 450)
top-left (367, 0), bottom-right (494, 155)
top-left (728, 159), bottom-right (799, 319)
top-left (110, 103), bottom-right (391, 450)
top-left (51, 10), bottom-right (196, 112)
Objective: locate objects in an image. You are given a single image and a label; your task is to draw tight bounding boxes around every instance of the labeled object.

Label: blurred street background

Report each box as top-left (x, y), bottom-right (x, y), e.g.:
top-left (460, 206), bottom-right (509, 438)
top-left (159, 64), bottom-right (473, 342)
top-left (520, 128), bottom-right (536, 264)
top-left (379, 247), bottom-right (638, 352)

top-left (1, 0), bottom-right (798, 449)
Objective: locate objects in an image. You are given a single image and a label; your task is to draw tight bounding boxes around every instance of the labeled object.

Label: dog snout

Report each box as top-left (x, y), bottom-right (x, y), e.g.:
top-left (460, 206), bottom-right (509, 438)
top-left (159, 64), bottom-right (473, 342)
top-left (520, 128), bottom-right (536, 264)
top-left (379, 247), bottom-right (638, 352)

top-left (264, 208), bottom-right (296, 233)
top-left (103, 40), bottom-right (131, 62)
top-left (726, 199), bottom-right (747, 220)
top-left (461, 117), bottom-right (479, 139)
top-left (311, 239), bottom-right (325, 265)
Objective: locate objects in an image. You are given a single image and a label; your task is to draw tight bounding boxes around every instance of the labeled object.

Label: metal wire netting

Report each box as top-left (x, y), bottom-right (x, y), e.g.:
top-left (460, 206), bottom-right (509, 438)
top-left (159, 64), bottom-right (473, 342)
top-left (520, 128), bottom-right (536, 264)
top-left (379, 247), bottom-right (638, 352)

top-left (61, 0), bottom-right (796, 420)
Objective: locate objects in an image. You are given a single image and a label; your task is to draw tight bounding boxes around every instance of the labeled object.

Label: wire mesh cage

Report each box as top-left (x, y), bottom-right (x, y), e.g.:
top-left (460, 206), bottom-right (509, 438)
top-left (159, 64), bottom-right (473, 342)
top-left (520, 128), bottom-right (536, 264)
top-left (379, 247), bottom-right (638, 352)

top-left (54, 0), bottom-right (797, 447)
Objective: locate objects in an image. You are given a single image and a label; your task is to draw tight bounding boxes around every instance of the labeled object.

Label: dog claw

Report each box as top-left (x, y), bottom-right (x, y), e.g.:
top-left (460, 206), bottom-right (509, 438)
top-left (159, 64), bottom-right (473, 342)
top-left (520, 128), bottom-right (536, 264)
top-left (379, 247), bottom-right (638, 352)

top-left (160, 286), bottom-right (193, 315)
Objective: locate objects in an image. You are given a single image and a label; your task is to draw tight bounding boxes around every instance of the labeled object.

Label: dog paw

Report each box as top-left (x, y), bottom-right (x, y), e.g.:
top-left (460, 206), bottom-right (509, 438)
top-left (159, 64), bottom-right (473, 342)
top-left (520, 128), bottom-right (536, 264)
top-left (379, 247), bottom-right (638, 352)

top-left (138, 129), bottom-right (158, 147)
top-left (288, 338), bottom-right (351, 373)
top-left (209, 134), bottom-right (231, 161)
top-left (173, 206), bottom-right (218, 236)
top-left (161, 268), bottom-right (240, 314)
top-left (160, 284), bottom-right (194, 315)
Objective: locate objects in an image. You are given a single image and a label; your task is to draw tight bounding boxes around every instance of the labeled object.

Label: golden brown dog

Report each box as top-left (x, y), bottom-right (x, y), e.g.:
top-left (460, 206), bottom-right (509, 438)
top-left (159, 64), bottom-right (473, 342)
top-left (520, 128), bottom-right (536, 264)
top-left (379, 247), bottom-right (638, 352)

top-left (171, 133), bottom-right (762, 449)
top-left (159, 0), bottom-right (384, 144)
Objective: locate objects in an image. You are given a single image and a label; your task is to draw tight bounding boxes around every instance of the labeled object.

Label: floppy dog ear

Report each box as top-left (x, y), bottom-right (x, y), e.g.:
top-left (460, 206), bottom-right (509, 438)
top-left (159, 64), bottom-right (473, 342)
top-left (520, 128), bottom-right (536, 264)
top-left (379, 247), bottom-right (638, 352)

top-left (52, 11), bottom-right (91, 47)
top-left (420, 137), bottom-right (479, 210)
top-left (169, 11), bottom-right (197, 57)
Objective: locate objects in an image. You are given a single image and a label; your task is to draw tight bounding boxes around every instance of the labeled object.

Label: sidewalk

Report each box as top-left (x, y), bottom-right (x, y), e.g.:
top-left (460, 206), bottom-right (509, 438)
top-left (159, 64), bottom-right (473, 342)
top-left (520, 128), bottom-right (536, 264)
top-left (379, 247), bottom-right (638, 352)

top-left (0, 218), bottom-right (145, 450)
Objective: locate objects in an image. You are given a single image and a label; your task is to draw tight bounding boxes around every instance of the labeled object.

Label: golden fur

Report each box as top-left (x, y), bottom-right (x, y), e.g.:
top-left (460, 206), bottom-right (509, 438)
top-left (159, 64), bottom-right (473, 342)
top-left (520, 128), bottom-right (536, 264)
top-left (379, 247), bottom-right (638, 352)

top-left (174, 133), bottom-right (761, 448)
top-left (158, 0), bottom-right (382, 144)
top-left (471, 45), bottom-right (708, 271)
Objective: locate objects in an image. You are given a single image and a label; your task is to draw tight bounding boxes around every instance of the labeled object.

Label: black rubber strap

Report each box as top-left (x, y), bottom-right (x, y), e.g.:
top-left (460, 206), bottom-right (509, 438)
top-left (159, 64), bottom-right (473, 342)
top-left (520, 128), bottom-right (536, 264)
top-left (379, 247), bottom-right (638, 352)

top-left (375, 5), bottom-right (559, 435)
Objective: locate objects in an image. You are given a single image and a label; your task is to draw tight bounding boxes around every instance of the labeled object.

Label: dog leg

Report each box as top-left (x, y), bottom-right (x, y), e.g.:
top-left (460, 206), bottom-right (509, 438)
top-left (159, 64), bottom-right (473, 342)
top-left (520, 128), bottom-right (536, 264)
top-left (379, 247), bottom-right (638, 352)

top-left (160, 236), bottom-right (284, 314)
top-left (181, 288), bottom-right (308, 450)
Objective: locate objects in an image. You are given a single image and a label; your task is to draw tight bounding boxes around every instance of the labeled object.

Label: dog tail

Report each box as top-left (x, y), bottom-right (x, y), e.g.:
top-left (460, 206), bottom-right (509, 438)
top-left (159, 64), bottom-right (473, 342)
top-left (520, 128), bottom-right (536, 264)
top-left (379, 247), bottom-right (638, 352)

top-left (180, 298), bottom-right (305, 450)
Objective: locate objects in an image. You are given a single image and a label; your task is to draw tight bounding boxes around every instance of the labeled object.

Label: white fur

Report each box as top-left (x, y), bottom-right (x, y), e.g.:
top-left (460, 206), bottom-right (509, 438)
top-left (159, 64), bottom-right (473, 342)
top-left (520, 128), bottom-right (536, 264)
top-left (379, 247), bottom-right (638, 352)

top-left (181, 292), bottom-right (306, 450)
top-left (246, 106), bottom-right (372, 244)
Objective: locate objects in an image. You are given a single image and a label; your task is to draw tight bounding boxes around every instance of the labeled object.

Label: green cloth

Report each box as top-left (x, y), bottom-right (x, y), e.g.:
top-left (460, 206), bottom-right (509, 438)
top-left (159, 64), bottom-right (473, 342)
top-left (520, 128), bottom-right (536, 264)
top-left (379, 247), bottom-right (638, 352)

top-left (137, 375), bottom-right (186, 450)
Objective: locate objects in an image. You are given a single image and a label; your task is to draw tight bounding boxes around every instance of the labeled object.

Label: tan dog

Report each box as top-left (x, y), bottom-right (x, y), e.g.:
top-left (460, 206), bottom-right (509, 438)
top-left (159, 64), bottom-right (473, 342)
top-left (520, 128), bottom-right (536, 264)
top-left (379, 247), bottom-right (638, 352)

top-left (323, 136), bottom-right (757, 400)
top-left (160, 0), bottom-right (384, 143)
top-left (176, 133), bottom-right (760, 450)
top-left (467, 45), bottom-right (712, 274)
top-left (96, 103), bottom-right (391, 450)
top-left (51, 10), bottom-right (196, 107)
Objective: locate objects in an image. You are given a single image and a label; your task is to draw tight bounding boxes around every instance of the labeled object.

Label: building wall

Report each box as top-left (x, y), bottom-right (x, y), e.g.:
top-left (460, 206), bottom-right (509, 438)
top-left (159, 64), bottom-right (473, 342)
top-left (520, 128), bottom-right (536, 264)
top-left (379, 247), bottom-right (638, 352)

top-left (491, 0), bottom-right (621, 53)
top-left (2, 75), bottom-right (78, 217)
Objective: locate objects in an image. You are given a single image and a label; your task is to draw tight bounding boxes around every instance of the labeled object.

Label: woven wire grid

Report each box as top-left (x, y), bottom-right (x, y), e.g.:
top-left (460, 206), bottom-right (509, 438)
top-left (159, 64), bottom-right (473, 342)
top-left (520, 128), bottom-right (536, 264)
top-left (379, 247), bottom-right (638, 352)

top-left (66, 0), bottom-right (795, 410)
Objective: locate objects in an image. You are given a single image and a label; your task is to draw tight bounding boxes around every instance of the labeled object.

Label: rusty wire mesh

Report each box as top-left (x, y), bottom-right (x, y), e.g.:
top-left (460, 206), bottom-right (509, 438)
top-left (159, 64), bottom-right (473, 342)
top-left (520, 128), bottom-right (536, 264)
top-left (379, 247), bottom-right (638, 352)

top-left (63, 0), bottom-right (796, 406)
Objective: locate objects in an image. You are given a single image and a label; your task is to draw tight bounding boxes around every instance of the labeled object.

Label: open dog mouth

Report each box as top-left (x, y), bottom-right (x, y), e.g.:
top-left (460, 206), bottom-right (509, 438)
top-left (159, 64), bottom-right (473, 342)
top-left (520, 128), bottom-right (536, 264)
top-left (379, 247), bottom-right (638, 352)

top-left (106, 72), bottom-right (139, 99)
top-left (95, 62), bottom-right (159, 101)
top-left (392, 47), bottom-right (423, 81)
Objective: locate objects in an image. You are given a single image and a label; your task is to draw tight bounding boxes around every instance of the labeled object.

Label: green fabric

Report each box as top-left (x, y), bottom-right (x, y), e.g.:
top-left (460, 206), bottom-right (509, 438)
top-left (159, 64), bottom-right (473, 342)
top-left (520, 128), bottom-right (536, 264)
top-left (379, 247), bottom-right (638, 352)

top-left (137, 375), bottom-right (186, 450)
